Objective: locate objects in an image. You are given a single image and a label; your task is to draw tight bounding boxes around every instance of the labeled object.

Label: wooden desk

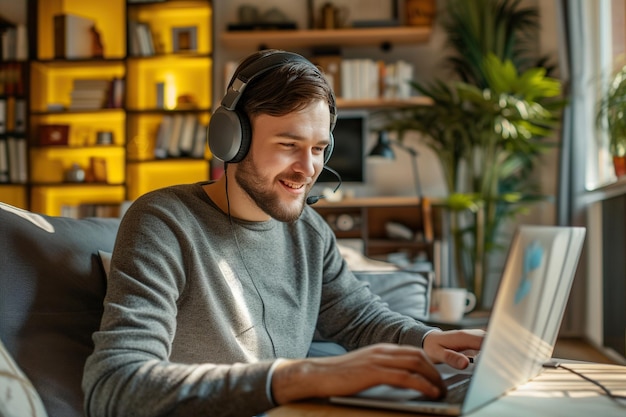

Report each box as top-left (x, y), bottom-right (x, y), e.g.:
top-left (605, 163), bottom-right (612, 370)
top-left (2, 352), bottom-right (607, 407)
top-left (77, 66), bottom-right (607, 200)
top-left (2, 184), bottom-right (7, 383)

top-left (268, 362), bottom-right (626, 417)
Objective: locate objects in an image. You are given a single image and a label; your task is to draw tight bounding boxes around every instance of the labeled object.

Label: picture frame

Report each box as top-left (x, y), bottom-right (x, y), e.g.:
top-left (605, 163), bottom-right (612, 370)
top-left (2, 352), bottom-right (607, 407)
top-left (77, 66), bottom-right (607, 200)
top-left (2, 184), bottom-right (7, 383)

top-left (89, 157), bottom-right (108, 183)
top-left (171, 26), bottom-right (197, 52)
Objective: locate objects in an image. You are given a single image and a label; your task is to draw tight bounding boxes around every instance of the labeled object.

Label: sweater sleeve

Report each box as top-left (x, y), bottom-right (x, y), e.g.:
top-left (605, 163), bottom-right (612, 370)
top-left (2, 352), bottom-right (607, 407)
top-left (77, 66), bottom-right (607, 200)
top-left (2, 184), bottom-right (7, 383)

top-left (82, 192), bottom-right (277, 417)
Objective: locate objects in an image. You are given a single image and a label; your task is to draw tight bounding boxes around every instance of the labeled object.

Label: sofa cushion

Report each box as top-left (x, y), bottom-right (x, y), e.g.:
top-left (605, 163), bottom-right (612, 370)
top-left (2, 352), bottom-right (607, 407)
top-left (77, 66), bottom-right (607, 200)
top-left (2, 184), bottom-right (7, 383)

top-left (309, 269), bottom-right (432, 357)
top-left (0, 203), bottom-right (120, 417)
top-left (356, 270), bottom-right (432, 320)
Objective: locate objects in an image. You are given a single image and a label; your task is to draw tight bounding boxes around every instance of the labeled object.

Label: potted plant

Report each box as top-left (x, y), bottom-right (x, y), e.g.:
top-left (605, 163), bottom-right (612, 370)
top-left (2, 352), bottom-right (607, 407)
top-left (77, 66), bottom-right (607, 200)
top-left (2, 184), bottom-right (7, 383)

top-left (385, 54), bottom-right (564, 308)
top-left (596, 65), bottom-right (626, 178)
top-left (383, 0), bottom-right (565, 309)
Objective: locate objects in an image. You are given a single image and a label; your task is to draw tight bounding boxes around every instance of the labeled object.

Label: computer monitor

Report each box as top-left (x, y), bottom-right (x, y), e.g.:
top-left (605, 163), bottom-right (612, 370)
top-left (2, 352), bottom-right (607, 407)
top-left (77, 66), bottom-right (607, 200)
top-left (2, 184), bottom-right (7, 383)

top-left (318, 110), bottom-right (367, 183)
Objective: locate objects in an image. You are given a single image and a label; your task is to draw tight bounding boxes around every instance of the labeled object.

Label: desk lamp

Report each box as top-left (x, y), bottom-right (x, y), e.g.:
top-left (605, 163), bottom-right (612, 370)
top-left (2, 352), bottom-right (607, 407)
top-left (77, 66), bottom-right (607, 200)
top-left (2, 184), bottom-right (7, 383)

top-left (368, 130), bottom-right (423, 198)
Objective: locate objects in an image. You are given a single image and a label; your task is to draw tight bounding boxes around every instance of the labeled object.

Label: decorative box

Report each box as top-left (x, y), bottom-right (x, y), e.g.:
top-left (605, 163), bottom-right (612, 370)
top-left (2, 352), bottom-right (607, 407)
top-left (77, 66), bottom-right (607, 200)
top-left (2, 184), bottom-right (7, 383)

top-left (38, 124), bottom-right (70, 146)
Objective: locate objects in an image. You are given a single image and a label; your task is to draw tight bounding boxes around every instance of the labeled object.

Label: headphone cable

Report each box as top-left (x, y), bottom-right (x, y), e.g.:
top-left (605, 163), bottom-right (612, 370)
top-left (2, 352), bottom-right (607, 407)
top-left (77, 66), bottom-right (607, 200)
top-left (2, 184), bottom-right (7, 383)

top-left (224, 166), bottom-right (278, 358)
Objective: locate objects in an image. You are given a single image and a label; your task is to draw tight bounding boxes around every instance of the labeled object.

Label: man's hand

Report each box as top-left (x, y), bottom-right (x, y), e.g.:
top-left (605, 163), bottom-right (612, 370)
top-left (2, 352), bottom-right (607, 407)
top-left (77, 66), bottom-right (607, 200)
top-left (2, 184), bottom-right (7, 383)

top-left (422, 329), bottom-right (485, 370)
top-left (271, 343), bottom-right (446, 405)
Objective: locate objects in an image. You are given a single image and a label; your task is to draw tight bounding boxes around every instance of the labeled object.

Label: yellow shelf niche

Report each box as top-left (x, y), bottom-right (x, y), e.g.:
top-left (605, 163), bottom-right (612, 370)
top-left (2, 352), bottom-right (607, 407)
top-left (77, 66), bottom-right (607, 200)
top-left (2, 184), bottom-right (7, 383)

top-left (30, 184), bottom-right (125, 216)
top-left (128, 1), bottom-right (212, 55)
top-left (126, 159), bottom-right (209, 201)
top-left (37, 0), bottom-right (126, 60)
top-left (0, 185), bottom-right (28, 209)
top-left (30, 110), bottom-right (126, 147)
top-left (30, 61), bottom-right (125, 112)
top-left (30, 145), bottom-right (125, 184)
top-left (126, 56), bottom-right (212, 110)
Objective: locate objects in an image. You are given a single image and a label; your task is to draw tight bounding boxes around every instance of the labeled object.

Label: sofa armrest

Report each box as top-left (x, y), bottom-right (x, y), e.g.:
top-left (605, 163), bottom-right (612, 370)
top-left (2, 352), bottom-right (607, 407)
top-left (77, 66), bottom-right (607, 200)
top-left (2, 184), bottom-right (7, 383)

top-left (0, 202), bottom-right (120, 417)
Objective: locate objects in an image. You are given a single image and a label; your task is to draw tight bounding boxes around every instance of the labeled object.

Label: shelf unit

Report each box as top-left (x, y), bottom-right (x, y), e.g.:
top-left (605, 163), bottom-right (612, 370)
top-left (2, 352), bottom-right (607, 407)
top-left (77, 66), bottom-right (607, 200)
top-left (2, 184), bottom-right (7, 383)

top-left (125, 0), bottom-right (213, 201)
top-left (27, 0), bottom-right (127, 216)
top-left (0, 60), bottom-right (28, 208)
top-left (14, 0), bottom-right (214, 216)
top-left (217, 23), bottom-right (433, 110)
top-left (312, 196), bottom-right (441, 261)
top-left (220, 26), bottom-right (432, 49)
top-left (0, 4), bottom-right (29, 209)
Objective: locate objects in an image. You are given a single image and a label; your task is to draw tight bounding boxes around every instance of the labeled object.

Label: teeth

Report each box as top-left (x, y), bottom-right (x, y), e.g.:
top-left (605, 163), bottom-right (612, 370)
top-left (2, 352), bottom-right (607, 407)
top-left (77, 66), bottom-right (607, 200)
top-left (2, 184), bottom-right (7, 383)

top-left (283, 181), bottom-right (303, 189)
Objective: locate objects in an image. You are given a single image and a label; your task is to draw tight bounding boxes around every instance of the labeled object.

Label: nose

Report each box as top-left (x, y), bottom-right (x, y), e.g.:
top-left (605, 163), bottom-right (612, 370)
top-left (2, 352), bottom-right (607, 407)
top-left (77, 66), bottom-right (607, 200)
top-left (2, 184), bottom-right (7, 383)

top-left (292, 148), bottom-right (319, 178)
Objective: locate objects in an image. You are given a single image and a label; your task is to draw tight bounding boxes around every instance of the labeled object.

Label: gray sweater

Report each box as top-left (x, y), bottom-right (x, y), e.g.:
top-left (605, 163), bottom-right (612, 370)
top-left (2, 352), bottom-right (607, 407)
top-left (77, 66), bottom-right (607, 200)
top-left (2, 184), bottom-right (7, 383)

top-left (82, 183), bottom-right (435, 417)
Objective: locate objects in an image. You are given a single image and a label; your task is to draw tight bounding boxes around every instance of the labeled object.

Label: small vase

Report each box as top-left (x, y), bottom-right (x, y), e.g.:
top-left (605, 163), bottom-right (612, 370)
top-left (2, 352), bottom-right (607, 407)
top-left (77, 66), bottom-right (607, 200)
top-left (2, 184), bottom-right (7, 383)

top-left (65, 163), bottom-right (86, 183)
top-left (613, 155), bottom-right (626, 177)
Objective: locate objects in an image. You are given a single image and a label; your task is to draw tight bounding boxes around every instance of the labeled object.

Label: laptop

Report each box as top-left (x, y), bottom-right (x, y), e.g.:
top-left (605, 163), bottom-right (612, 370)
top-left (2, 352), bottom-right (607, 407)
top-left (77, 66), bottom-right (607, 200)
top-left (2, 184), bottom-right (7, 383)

top-left (330, 225), bottom-right (586, 415)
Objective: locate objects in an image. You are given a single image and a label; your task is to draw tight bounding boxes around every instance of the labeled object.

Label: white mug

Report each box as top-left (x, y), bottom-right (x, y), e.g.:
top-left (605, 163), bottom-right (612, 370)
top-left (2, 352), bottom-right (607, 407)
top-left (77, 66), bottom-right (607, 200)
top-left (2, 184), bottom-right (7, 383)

top-left (432, 288), bottom-right (476, 322)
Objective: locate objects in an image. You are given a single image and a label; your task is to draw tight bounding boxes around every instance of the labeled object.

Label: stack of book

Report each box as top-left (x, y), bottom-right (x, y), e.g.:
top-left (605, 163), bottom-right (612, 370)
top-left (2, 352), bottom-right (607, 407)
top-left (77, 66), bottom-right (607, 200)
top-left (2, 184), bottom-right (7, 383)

top-left (154, 114), bottom-right (206, 160)
top-left (0, 92), bottom-right (27, 184)
top-left (69, 79), bottom-right (110, 110)
top-left (339, 58), bottom-right (415, 100)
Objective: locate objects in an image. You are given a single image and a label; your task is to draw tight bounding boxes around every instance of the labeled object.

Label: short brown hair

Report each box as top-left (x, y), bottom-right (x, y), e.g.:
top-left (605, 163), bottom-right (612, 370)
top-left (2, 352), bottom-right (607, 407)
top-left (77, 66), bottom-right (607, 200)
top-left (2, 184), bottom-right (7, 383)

top-left (232, 49), bottom-right (335, 126)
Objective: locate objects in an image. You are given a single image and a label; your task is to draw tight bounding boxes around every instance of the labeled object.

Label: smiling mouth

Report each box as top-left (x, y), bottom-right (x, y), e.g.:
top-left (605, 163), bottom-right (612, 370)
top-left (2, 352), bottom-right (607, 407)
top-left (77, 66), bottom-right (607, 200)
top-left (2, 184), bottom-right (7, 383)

top-left (281, 180), bottom-right (306, 190)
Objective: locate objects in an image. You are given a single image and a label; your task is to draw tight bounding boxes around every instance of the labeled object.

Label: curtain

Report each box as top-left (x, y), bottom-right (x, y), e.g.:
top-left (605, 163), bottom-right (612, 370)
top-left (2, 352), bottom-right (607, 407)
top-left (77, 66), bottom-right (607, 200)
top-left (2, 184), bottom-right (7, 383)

top-left (556, 0), bottom-right (611, 227)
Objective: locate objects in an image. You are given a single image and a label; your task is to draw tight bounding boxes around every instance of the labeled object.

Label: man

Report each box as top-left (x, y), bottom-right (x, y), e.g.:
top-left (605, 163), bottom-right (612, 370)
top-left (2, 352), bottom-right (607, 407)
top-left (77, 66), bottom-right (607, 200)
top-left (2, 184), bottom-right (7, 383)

top-left (83, 50), bottom-right (484, 417)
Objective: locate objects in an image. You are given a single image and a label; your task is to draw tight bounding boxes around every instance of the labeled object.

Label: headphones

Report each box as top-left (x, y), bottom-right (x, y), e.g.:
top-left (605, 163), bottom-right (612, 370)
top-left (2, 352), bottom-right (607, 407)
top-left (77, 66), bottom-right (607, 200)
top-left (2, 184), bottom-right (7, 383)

top-left (207, 51), bottom-right (337, 164)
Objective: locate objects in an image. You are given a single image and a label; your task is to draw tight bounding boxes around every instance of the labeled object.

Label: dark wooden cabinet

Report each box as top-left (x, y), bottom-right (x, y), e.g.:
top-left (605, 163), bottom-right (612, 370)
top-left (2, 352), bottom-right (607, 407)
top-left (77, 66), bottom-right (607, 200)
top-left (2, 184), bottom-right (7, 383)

top-left (312, 196), bottom-right (441, 261)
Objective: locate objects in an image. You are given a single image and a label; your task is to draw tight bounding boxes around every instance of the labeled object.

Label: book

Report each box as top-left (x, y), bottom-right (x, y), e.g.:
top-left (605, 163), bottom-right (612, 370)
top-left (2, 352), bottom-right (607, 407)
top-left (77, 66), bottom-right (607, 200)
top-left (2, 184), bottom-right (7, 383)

top-left (109, 78), bottom-right (125, 109)
top-left (191, 122), bottom-right (207, 159)
top-left (15, 24), bottom-right (28, 61)
top-left (135, 22), bottom-right (155, 56)
top-left (70, 90), bottom-right (109, 100)
top-left (178, 114), bottom-right (197, 155)
top-left (167, 115), bottom-right (184, 157)
top-left (0, 136), bottom-right (8, 183)
top-left (73, 78), bottom-right (110, 90)
top-left (70, 78), bottom-right (111, 110)
top-left (13, 99), bottom-right (26, 133)
top-left (127, 20), bottom-right (141, 56)
top-left (154, 115), bottom-right (173, 159)
top-left (6, 136), bottom-right (26, 183)
top-left (5, 97), bottom-right (14, 132)
top-left (54, 14), bottom-right (95, 59)
top-left (1, 27), bottom-right (16, 61)
top-left (0, 99), bottom-right (6, 134)
top-left (155, 82), bottom-right (165, 108)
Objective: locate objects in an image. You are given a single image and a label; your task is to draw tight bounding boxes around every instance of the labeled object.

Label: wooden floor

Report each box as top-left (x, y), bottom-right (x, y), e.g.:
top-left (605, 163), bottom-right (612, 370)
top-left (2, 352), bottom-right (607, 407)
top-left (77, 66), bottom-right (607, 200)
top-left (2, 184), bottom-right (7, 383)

top-left (553, 337), bottom-right (624, 364)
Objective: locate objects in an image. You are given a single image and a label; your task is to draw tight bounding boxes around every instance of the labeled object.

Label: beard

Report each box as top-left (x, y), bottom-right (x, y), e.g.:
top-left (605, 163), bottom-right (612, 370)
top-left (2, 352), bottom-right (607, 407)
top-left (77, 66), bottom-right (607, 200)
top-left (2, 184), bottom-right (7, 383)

top-left (234, 155), bottom-right (311, 223)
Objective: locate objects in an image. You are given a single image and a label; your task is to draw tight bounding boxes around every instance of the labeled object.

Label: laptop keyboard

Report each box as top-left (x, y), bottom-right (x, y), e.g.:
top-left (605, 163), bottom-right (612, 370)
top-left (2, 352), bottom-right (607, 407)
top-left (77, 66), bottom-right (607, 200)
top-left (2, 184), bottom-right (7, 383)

top-left (440, 373), bottom-right (472, 404)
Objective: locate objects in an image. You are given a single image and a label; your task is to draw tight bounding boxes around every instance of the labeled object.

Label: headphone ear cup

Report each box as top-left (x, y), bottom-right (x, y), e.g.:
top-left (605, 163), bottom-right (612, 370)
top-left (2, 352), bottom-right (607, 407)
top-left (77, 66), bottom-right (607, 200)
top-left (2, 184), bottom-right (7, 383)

top-left (229, 110), bottom-right (251, 163)
top-left (324, 131), bottom-right (334, 164)
top-left (207, 107), bottom-right (251, 163)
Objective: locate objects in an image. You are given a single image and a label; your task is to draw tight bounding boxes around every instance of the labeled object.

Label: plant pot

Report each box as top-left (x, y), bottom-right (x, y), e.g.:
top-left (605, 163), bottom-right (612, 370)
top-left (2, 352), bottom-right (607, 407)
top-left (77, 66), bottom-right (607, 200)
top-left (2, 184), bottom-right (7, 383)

top-left (613, 155), bottom-right (626, 177)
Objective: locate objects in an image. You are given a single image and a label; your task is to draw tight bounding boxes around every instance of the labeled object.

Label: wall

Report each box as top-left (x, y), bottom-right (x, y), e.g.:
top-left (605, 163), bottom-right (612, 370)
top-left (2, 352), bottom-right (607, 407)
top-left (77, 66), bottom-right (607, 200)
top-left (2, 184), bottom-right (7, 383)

top-left (0, 0), bottom-right (27, 24)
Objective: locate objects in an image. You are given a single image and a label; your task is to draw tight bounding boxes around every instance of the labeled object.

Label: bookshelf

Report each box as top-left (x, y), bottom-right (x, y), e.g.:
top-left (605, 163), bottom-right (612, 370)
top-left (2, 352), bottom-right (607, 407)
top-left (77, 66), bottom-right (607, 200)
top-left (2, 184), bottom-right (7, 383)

top-left (125, 0), bottom-right (213, 201)
top-left (312, 196), bottom-right (441, 261)
top-left (28, 0), bottom-right (127, 216)
top-left (214, 4), bottom-right (434, 112)
top-left (0, 3), bottom-right (29, 208)
top-left (10, 0), bottom-right (214, 216)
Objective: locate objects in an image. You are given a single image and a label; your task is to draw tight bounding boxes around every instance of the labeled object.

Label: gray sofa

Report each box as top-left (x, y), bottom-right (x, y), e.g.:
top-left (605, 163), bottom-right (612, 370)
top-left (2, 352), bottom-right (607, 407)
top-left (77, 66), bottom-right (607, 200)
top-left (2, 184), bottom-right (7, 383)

top-left (0, 201), bottom-right (431, 417)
